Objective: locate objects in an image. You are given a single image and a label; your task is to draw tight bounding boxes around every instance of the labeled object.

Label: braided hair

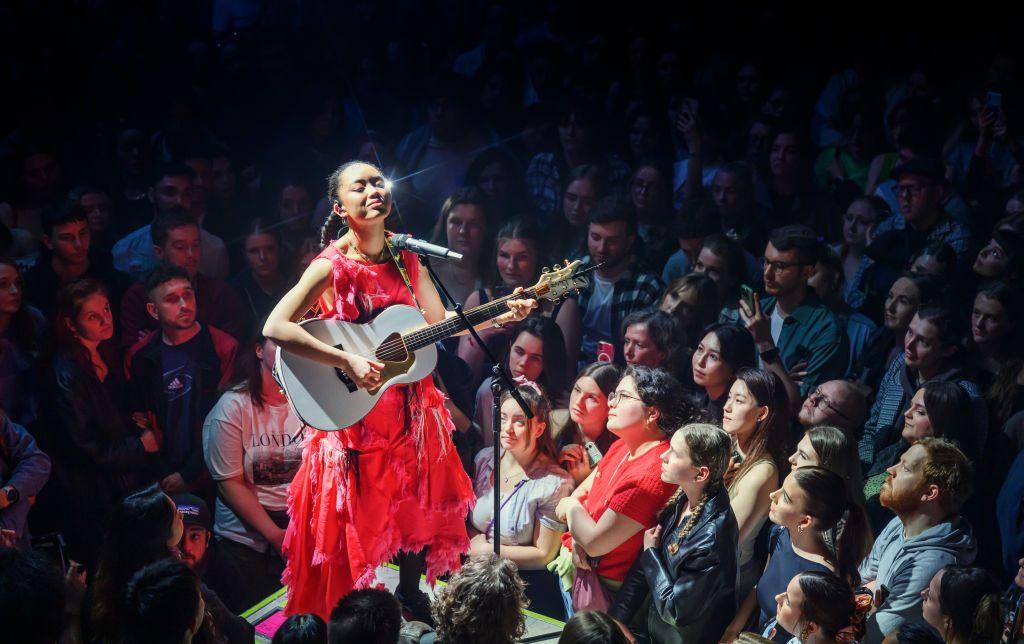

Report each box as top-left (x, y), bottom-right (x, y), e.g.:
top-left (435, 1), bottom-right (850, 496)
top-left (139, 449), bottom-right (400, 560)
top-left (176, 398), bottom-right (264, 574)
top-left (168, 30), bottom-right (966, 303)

top-left (320, 160), bottom-right (385, 248)
top-left (659, 423), bottom-right (732, 542)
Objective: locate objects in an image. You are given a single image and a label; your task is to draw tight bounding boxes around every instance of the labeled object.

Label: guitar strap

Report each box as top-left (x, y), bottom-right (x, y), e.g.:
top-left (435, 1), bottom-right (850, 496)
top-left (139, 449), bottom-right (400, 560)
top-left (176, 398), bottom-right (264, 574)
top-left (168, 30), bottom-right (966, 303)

top-left (384, 233), bottom-right (425, 314)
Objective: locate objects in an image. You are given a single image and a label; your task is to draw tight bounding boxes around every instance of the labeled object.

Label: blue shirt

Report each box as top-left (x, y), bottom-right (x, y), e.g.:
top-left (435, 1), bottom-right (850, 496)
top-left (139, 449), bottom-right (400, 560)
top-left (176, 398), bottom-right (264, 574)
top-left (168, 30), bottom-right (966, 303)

top-left (759, 293), bottom-right (847, 397)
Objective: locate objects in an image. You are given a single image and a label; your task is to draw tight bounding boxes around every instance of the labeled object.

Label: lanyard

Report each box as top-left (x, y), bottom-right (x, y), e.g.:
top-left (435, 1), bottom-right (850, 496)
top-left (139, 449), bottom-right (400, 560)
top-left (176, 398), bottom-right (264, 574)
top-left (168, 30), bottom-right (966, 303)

top-left (485, 478), bottom-right (529, 540)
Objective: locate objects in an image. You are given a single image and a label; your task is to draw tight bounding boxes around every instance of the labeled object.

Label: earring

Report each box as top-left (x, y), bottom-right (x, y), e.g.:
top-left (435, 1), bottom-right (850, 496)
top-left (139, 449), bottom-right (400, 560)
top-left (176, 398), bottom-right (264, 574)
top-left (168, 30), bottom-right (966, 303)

top-left (797, 525), bottom-right (805, 533)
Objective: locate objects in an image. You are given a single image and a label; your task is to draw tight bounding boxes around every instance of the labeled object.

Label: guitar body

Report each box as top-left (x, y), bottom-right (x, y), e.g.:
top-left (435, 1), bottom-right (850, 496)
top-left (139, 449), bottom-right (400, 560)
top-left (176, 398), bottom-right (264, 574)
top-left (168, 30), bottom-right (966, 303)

top-left (275, 305), bottom-right (438, 431)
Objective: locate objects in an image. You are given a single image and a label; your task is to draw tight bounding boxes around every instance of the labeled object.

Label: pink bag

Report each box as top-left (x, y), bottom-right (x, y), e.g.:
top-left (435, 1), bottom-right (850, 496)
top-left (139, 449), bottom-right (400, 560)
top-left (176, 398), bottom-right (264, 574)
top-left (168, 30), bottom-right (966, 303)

top-left (571, 567), bottom-right (613, 612)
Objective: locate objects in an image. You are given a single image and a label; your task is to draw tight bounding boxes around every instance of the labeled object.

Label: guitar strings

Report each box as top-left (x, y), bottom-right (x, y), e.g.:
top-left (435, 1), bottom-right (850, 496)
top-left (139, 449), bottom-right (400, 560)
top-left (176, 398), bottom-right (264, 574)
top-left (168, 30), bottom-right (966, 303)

top-left (370, 285), bottom-right (545, 361)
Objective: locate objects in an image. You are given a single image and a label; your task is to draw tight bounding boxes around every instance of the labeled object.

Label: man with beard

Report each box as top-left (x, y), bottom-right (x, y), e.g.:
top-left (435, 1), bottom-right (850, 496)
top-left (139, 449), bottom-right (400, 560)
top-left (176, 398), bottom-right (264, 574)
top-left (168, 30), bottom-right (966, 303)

top-left (172, 493), bottom-right (212, 575)
top-left (858, 438), bottom-right (977, 643)
top-left (796, 379), bottom-right (866, 433)
top-left (575, 199), bottom-right (663, 365)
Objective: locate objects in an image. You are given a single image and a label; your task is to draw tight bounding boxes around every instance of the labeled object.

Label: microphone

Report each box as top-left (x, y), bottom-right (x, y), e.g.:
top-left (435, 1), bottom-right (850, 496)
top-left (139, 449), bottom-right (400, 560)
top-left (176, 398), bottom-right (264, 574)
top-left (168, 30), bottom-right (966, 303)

top-left (390, 234), bottom-right (463, 261)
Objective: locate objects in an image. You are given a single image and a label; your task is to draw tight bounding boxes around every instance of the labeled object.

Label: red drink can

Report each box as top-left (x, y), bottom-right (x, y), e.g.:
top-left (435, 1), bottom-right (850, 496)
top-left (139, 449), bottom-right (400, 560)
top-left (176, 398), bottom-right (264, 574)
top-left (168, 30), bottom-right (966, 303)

top-left (597, 341), bottom-right (614, 363)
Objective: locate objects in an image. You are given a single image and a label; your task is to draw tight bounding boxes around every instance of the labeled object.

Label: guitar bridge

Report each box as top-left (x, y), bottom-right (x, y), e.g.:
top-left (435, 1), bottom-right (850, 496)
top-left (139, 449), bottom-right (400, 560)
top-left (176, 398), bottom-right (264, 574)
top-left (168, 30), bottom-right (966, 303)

top-left (334, 367), bottom-right (358, 393)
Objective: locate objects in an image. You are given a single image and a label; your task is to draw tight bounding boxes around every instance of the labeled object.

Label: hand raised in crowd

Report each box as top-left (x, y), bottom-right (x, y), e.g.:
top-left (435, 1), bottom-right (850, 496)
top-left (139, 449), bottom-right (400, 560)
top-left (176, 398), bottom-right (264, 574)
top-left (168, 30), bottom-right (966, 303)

top-left (787, 360), bottom-right (808, 388)
top-left (0, 528), bottom-right (15, 548)
top-left (675, 98), bottom-right (702, 151)
top-left (739, 291), bottom-right (772, 347)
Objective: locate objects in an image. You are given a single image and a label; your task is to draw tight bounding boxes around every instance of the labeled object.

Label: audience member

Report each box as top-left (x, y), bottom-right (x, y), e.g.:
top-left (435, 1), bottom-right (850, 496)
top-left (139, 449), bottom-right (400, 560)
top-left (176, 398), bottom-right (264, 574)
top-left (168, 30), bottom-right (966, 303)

top-left (766, 571), bottom-right (866, 644)
top-left (966, 282), bottom-right (1022, 392)
top-left (112, 162), bottom-right (230, 280)
top-left (172, 493), bottom-right (213, 575)
top-left (575, 200), bottom-right (663, 365)
top-left (274, 614), bottom-right (327, 644)
top-left (558, 610), bottom-right (633, 644)
top-left (972, 229), bottom-right (1024, 285)
top-left (555, 362), bottom-right (622, 485)
top-left (202, 324), bottom-right (303, 611)
top-left (691, 323), bottom-right (758, 422)
top-left (835, 196), bottom-right (896, 317)
top-left (740, 225), bottom-right (847, 401)
top-left (660, 273), bottom-right (720, 349)
top-left (44, 278), bottom-right (158, 565)
top-left (621, 308), bottom-right (686, 375)
top-left (473, 317), bottom-right (568, 445)
top-left (329, 588), bottom-right (401, 644)
top-left (789, 425), bottom-right (865, 507)
top-left (229, 218), bottom-right (288, 332)
top-left (858, 308), bottom-right (986, 467)
top-left (859, 438), bottom-right (977, 641)
top-left (22, 200), bottom-right (126, 312)
top-left (557, 165), bottom-right (606, 261)
top-left (469, 382), bottom-right (573, 617)
top-left (0, 546), bottom-right (75, 644)
top-left (796, 380), bottom-right (867, 433)
top-left (126, 263), bottom-right (238, 495)
top-left (726, 466), bottom-right (871, 642)
top-left (123, 558), bottom-right (209, 644)
top-left (554, 367), bottom-right (697, 613)
top-left (808, 247), bottom-right (879, 378)
top-left (867, 159), bottom-right (973, 272)
top-left (611, 423), bottom-right (738, 643)
top-left (428, 553), bottom-right (527, 644)
top-left (722, 368), bottom-right (791, 601)
top-left (0, 409), bottom-right (51, 549)
top-left (921, 565), bottom-right (1003, 644)
top-left (693, 233), bottom-right (751, 322)
top-left (661, 197), bottom-right (721, 284)
top-left (0, 257), bottom-right (46, 426)
top-left (120, 209), bottom-right (245, 346)
top-left (427, 187), bottom-right (494, 307)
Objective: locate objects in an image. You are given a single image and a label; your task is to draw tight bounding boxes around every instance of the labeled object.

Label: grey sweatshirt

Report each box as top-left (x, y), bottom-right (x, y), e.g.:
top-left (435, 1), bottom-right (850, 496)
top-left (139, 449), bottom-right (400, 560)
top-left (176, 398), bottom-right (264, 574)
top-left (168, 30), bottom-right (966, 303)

top-left (858, 514), bottom-right (977, 643)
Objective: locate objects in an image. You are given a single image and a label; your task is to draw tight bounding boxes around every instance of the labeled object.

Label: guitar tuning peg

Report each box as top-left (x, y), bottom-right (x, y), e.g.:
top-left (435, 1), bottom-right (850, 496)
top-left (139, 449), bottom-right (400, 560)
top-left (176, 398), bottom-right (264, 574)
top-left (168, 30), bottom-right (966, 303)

top-left (542, 266), bottom-right (550, 273)
top-left (554, 263), bottom-right (562, 271)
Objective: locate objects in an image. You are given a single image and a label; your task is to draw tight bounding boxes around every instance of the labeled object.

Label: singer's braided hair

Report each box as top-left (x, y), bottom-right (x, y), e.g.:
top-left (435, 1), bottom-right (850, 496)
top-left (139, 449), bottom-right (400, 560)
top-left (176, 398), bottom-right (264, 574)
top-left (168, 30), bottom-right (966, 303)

top-left (320, 160), bottom-right (385, 248)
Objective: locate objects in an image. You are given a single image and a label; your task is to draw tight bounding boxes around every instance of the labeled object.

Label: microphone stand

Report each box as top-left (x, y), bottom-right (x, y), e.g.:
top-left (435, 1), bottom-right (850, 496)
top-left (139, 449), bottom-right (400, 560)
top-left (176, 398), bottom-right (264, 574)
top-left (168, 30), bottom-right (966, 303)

top-left (418, 254), bottom-right (533, 559)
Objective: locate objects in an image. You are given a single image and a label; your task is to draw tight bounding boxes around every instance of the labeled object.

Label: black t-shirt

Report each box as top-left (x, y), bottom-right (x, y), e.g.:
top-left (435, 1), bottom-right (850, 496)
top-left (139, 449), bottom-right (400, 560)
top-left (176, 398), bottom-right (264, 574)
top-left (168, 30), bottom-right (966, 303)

top-left (160, 333), bottom-right (202, 471)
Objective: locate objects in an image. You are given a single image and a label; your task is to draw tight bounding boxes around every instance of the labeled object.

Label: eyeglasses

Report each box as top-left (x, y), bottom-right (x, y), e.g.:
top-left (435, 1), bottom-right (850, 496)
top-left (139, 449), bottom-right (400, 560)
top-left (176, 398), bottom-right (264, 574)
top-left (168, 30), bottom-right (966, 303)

top-left (895, 183), bottom-right (935, 197)
top-left (761, 258), bottom-right (802, 272)
top-left (608, 391), bottom-right (644, 406)
top-left (808, 387), bottom-right (849, 420)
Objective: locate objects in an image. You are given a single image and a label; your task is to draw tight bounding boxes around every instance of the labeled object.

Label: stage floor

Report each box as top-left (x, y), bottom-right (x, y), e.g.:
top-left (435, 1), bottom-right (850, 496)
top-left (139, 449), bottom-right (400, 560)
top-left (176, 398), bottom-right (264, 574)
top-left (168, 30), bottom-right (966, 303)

top-left (242, 563), bottom-right (566, 642)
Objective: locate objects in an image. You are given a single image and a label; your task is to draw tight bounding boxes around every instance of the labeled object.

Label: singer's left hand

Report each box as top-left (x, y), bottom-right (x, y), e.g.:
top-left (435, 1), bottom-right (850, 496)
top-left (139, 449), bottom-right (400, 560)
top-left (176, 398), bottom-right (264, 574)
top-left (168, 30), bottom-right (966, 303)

top-left (497, 287), bottom-right (538, 325)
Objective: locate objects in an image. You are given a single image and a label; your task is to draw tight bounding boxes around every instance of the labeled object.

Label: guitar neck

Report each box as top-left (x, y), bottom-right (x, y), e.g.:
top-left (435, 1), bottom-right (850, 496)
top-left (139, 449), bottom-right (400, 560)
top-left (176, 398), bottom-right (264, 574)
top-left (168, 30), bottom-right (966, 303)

top-left (402, 285), bottom-right (547, 351)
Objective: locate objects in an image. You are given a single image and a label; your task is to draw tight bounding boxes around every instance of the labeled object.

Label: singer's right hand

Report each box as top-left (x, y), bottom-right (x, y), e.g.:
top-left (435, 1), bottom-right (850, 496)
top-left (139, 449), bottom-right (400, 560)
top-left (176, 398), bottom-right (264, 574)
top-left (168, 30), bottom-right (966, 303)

top-left (340, 353), bottom-right (385, 390)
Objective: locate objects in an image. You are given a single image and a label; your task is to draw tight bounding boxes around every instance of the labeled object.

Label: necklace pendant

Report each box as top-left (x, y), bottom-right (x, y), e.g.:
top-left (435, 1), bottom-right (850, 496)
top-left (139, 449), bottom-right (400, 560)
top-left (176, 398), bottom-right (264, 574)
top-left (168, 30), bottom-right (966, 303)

top-left (667, 543), bottom-right (679, 555)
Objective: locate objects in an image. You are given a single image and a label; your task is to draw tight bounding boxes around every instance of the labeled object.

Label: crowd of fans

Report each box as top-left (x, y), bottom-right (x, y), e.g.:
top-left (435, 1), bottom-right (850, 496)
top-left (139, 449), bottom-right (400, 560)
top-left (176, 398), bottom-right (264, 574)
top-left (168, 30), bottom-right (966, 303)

top-left (2, 2), bottom-right (1024, 643)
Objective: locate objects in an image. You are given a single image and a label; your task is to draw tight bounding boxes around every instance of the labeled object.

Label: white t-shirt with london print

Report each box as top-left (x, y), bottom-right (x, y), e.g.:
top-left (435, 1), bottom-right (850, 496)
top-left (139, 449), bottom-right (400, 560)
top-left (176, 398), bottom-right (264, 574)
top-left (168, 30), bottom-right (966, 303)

top-left (202, 389), bottom-right (308, 552)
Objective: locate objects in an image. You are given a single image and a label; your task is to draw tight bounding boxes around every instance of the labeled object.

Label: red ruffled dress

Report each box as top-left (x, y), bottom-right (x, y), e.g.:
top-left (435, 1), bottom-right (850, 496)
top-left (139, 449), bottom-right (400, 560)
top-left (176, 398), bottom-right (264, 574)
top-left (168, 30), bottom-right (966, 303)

top-left (281, 244), bottom-right (474, 619)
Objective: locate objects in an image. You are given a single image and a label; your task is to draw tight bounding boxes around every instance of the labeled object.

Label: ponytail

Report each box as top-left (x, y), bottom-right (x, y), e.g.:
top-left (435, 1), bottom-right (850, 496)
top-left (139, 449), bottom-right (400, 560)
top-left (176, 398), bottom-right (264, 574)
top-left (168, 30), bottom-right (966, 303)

top-left (968, 593), bottom-right (1004, 644)
top-left (937, 566), bottom-right (1003, 643)
top-left (793, 467), bottom-right (872, 587)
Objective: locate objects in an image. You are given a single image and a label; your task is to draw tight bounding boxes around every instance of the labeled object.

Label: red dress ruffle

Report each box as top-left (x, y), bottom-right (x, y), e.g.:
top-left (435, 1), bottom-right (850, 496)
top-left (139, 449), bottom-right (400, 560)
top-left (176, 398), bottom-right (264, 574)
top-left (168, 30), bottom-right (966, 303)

top-left (281, 244), bottom-right (474, 619)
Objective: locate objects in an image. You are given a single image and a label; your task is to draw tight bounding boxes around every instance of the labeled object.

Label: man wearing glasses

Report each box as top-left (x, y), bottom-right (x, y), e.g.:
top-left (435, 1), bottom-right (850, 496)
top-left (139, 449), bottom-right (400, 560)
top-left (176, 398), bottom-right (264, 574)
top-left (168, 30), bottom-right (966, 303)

top-left (739, 225), bottom-right (847, 399)
top-left (866, 158), bottom-right (973, 272)
top-left (796, 380), bottom-right (866, 433)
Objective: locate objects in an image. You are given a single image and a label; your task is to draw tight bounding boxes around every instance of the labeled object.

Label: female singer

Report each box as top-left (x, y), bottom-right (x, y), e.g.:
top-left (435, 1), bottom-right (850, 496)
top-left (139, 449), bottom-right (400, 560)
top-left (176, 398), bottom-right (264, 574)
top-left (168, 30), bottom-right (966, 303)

top-left (264, 161), bottom-right (536, 619)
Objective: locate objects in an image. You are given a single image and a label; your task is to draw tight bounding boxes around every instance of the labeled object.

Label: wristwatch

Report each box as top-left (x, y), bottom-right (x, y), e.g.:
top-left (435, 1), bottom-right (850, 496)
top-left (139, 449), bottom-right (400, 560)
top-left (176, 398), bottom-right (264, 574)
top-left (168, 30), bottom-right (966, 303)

top-left (2, 486), bottom-right (19, 505)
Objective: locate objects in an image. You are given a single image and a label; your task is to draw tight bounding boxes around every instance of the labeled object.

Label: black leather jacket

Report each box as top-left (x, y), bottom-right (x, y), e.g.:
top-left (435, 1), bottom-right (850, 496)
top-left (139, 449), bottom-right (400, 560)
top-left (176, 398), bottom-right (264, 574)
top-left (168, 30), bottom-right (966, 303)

top-left (610, 485), bottom-right (739, 644)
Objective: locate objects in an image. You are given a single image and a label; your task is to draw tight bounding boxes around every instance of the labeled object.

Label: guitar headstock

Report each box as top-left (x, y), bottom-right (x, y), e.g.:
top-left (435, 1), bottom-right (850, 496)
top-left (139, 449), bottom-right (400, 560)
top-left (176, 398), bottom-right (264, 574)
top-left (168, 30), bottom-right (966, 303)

top-left (535, 259), bottom-right (589, 302)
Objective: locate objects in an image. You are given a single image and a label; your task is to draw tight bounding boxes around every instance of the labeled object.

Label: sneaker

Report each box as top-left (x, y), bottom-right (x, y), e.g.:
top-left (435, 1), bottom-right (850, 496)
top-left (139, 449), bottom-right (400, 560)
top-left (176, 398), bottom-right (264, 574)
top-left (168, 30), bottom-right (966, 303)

top-left (395, 587), bottom-right (434, 626)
